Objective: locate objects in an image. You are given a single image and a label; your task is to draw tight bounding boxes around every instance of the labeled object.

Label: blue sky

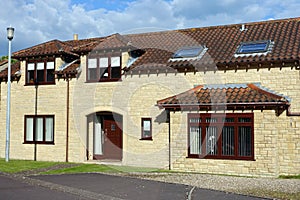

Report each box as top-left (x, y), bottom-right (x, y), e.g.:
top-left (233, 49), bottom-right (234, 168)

top-left (0, 0), bottom-right (299, 56)
top-left (70, 0), bottom-right (136, 11)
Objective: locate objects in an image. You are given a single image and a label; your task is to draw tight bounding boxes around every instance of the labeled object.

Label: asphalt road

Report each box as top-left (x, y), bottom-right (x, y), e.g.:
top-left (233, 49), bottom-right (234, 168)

top-left (0, 173), bottom-right (267, 200)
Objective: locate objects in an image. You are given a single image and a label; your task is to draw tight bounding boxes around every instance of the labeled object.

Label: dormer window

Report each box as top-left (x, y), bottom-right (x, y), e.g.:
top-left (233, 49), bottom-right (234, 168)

top-left (87, 54), bottom-right (122, 82)
top-left (237, 40), bottom-right (270, 54)
top-left (26, 60), bottom-right (55, 85)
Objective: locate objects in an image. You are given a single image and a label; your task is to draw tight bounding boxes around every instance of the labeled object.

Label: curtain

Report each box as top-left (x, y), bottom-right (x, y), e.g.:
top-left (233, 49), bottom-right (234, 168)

top-left (206, 126), bottom-right (218, 155)
top-left (45, 117), bottom-right (53, 142)
top-left (35, 117), bottom-right (43, 141)
top-left (26, 118), bottom-right (34, 141)
top-left (190, 126), bottom-right (201, 154)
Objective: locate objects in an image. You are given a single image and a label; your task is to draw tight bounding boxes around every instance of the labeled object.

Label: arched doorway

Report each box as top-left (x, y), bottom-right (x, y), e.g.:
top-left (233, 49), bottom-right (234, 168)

top-left (93, 112), bottom-right (123, 160)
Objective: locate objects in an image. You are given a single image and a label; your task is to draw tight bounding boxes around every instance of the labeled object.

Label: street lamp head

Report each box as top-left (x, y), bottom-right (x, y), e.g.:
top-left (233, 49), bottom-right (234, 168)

top-left (7, 27), bottom-right (14, 41)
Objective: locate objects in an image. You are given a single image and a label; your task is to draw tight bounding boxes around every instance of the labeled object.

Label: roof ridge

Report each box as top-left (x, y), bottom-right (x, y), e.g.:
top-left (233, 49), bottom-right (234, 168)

top-left (178, 17), bottom-right (300, 32)
top-left (122, 17), bottom-right (300, 38)
top-left (13, 39), bottom-right (63, 56)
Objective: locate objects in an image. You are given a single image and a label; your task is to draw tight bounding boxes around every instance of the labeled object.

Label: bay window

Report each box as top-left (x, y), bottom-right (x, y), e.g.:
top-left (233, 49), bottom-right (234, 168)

top-left (188, 113), bottom-right (254, 160)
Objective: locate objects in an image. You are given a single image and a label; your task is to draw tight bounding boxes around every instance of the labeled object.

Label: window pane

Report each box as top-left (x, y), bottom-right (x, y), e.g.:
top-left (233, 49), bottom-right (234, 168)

top-left (223, 118), bottom-right (234, 123)
top-left (27, 63), bottom-right (35, 84)
top-left (142, 119), bottom-right (151, 138)
top-left (27, 63), bottom-right (35, 70)
top-left (26, 118), bottom-right (34, 141)
top-left (206, 126), bottom-right (218, 155)
top-left (47, 69), bottom-right (55, 82)
top-left (111, 66), bottom-right (121, 79)
top-left (238, 127), bottom-right (252, 156)
top-left (46, 62), bottom-right (55, 69)
top-left (222, 126), bottom-right (234, 156)
top-left (100, 58), bottom-right (109, 79)
top-left (37, 70), bottom-right (44, 82)
top-left (27, 70), bottom-right (34, 83)
top-left (239, 42), bottom-right (268, 53)
top-left (111, 57), bottom-right (120, 67)
top-left (206, 118), bottom-right (217, 123)
top-left (45, 117), bottom-right (54, 142)
top-left (173, 46), bottom-right (204, 58)
top-left (100, 68), bottom-right (109, 79)
top-left (239, 118), bottom-right (251, 122)
top-left (88, 68), bottom-right (97, 80)
top-left (100, 58), bottom-right (108, 68)
top-left (190, 126), bottom-right (201, 154)
top-left (37, 62), bottom-right (44, 70)
top-left (36, 63), bottom-right (44, 82)
top-left (88, 58), bottom-right (97, 69)
top-left (190, 117), bottom-right (201, 123)
top-left (35, 117), bottom-right (43, 142)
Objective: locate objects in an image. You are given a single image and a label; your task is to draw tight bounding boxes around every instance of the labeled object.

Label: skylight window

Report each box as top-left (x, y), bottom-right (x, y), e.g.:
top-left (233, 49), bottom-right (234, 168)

top-left (173, 46), bottom-right (204, 58)
top-left (237, 40), bottom-right (270, 54)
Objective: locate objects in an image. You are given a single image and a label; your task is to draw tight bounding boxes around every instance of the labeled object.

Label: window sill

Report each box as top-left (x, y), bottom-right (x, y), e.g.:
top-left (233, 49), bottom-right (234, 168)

top-left (187, 155), bottom-right (255, 161)
top-left (23, 142), bottom-right (55, 145)
top-left (140, 138), bottom-right (153, 141)
top-left (86, 79), bottom-right (122, 83)
top-left (25, 82), bottom-right (55, 86)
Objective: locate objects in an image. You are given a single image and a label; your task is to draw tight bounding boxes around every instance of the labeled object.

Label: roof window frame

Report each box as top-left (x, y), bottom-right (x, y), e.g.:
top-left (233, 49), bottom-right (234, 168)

top-left (170, 45), bottom-right (207, 61)
top-left (236, 40), bottom-right (271, 54)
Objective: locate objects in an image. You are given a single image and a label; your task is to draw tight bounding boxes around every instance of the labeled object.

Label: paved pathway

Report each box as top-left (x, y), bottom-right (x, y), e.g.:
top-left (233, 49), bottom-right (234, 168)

top-left (0, 175), bottom-right (82, 200)
top-left (0, 172), bottom-right (269, 200)
top-left (31, 173), bottom-right (267, 200)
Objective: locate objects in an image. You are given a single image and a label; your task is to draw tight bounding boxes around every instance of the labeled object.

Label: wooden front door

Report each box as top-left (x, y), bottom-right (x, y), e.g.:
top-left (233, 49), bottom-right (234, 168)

top-left (103, 119), bottom-right (122, 160)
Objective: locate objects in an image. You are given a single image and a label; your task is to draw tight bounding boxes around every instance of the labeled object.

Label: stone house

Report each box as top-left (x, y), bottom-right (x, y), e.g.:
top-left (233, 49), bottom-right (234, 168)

top-left (0, 17), bottom-right (299, 177)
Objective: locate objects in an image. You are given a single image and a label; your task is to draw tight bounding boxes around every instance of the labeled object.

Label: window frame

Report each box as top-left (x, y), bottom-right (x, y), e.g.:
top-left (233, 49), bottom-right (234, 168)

top-left (187, 113), bottom-right (254, 160)
top-left (172, 46), bottom-right (205, 59)
top-left (141, 118), bottom-right (152, 140)
top-left (24, 115), bottom-right (55, 144)
top-left (236, 40), bottom-right (270, 54)
top-left (86, 54), bottom-right (122, 82)
top-left (25, 59), bottom-right (56, 85)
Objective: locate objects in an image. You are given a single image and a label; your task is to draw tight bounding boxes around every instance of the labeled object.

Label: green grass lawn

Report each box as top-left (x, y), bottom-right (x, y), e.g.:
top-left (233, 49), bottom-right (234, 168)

top-left (42, 164), bottom-right (160, 175)
top-left (0, 159), bottom-right (161, 175)
top-left (279, 174), bottom-right (300, 179)
top-left (0, 159), bottom-right (61, 173)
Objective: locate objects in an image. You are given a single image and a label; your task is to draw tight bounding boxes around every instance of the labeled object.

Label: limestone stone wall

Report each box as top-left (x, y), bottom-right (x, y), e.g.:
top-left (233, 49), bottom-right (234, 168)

top-left (0, 58), bottom-right (76, 162)
top-left (169, 67), bottom-right (300, 177)
top-left (0, 52), bottom-right (299, 177)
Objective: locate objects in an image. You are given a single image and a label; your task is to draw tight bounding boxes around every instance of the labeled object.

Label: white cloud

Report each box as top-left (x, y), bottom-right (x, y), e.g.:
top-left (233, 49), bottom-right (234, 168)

top-left (0, 0), bottom-right (299, 55)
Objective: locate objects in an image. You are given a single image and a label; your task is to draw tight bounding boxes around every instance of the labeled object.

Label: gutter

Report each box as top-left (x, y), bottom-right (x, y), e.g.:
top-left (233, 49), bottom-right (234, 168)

top-left (156, 102), bottom-right (289, 111)
top-left (286, 106), bottom-right (300, 116)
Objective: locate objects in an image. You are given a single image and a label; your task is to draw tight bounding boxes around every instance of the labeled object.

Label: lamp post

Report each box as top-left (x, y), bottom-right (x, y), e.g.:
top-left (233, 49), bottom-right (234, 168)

top-left (5, 26), bottom-right (14, 162)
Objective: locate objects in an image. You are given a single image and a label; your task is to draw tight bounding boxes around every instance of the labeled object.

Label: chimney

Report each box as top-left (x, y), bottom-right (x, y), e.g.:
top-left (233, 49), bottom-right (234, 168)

top-left (73, 34), bottom-right (78, 40)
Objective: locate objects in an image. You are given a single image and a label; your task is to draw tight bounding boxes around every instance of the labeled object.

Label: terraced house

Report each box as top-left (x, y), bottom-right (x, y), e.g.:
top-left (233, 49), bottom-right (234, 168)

top-left (0, 17), bottom-right (299, 177)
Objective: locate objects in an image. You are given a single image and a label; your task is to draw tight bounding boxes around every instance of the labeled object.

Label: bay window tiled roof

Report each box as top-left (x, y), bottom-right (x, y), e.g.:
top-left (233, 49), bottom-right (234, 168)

top-left (157, 83), bottom-right (290, 115)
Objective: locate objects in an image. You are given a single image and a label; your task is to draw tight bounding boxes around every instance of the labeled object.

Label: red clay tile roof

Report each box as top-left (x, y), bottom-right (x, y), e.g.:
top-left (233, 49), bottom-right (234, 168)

top-left (125, 17), bottom-right (300, 71)
top-left (12, 37), bottom-right (107, 59)
top-left (91, 33), bottom-right (133, 51)
top-left (157, 83), bottom-right (289, 115)
top-left (11, 17), bottom-right (300, 75)
top-left (69, 37), bottom-right (107, 53)
top-left (0, 61), bottom-right (21, 82)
